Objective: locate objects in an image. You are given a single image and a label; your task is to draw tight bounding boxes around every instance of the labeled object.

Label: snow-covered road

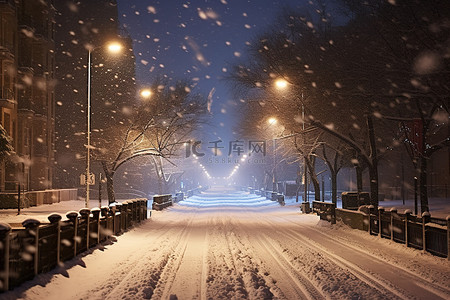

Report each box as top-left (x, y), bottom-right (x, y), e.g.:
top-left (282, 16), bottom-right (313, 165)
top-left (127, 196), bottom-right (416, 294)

top-left (4, 188), bottom-right (450, 300)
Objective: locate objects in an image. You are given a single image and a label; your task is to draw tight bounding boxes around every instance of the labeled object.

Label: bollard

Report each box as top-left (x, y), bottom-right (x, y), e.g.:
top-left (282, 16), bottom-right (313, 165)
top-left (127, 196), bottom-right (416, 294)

top-left (22, 219), bottom-right (41, 276)
top-left (390, 208), bottom-right (397, 241)
top-left (66, 211), bottom-right (79, 257)
top-left (91, 207), bottom-right (101, 244)
top-left (404, 209), bottom-right (411, 247)
top-left (0, 223), bottom-right (11, 292)
top-left (79, 208), bottom-right (91, 250)
top-left (422, 211), bottom-right (430, 253)
top-left (48, 214), bottom-right (62, 265)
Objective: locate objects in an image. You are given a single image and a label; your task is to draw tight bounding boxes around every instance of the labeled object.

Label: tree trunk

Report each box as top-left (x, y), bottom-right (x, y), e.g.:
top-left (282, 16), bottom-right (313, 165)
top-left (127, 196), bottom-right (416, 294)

top-left (101, 161), bottom-right (115, 204)
top-left (311, 175), bottom-right (321, 201)
top-left (305, 155), bottom-right (320, 201)
top-left (367, 115), bottom-right (379, 204)
top-left (331, 172), bottom-right (337, 204)
top-left (419, 155), bottom-right (429, 213)
top-left (355, 165), bottom-right (363, 193)
top-left (368, 164), bottom-right (378, 206)
top-left (296, 167), bottom-right (302, 202)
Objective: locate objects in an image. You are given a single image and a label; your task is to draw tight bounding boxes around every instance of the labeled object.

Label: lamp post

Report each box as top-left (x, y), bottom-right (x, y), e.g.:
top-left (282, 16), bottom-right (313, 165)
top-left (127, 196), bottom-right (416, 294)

top-left (274, 78), bottom-right (308, 202)
top-left (85, 42), bottom-right (122, 208)
top-left (268, 117), bottom-right (278, 192)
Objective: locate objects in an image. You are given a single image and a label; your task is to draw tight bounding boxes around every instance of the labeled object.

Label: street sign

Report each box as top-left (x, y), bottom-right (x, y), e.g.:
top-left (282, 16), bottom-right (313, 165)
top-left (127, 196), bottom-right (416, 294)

top-left (80, 173), bottom-right (95, 185)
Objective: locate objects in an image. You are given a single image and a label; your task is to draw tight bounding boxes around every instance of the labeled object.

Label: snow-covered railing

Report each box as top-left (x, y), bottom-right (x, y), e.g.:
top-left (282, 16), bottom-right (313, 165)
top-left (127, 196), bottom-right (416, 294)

top-left (312, 201), bottom-right (336, 224)
top-left (0, 198), bottom-right (149, 292)
top-left (317, 203), bottom-right (449, 259)
top-left (152, 194), bottom-right (172, 210)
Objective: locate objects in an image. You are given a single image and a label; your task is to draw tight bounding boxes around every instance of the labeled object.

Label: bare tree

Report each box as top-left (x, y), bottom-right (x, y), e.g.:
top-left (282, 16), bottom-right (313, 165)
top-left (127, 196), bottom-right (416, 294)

top-left (93, 79), bottom-right (207, 203)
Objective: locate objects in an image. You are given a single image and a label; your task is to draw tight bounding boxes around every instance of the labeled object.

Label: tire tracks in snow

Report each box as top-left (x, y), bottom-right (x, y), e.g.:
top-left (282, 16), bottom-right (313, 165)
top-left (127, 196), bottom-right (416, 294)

top-left (285, 225), bottom-right (449, 300)
top-left (270, 213), bottom-right (449, 299)
top-left (91, 214), bottom-right (196, 299)
top-left (301, 223), bottom-right (450, 296)
top-left (205, 216), bottom-right (250, 299)
top-left (232, 217), bottom-right (326, 300)
top-left (282, 228), bottom-right (405, 299)
top-left (225, 218), bottom-right (277, 299)
top-left (245, 212), bottom-right (403, 299)
top-left (150, 215), bottom-right (201, 299)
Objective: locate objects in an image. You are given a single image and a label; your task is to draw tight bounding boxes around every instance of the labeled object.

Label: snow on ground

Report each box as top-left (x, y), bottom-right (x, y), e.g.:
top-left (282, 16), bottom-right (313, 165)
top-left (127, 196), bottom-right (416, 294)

top-left (179, 189), bottom-right (278, 208)
top-left (0, 199), bottom-right (125, 225)
top-left (291, 193), bottom-right (449, 219)
top-left (1, 186), bottom-right (449, 300)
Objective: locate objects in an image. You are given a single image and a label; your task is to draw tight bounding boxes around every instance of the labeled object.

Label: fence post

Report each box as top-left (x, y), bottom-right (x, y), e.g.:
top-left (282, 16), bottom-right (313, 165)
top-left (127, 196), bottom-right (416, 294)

top-left (22, 219), bottom-right (40, 276)
top-left (368, 205), bottom-right (374, 234)
top-left (122, 202), bottom-right (129, 229)
top-left (66, 212), bottom-right (79, 257)
top-left (79, 208), bottom-right (90, 250)
top-left (48, 214), bottom-right (62, 265)
top-left (115, 203), bottom-right (122, 234)
top-left (390, 208), bottom-right (397, 241)
top-left (0, 223), bottom-right (11, 292)
top-left (91, 207), bottom-right (101, 244)
top-left (109, 203), bottom-right (116, 235)
top-left (404, 209), bottom-right (411, 247)
top-left (422, 211), bottom-right (430, 253)
top-left (378, 206), bottom-right (384, 238)
top-left (447, 215), bottom-right (449, 261)
top-left (100, 206), bottom-right (109, 239)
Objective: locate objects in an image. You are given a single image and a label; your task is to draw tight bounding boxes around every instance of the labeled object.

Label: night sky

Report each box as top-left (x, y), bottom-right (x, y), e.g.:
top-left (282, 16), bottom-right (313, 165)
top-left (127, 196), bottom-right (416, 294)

top-left (117, 0), bottom-right (309, 142)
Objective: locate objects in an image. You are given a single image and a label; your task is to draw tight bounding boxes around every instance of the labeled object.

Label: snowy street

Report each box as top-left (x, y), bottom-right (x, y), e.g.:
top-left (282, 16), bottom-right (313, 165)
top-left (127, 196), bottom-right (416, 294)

top-left (4, 188), bottom-right (450, 300)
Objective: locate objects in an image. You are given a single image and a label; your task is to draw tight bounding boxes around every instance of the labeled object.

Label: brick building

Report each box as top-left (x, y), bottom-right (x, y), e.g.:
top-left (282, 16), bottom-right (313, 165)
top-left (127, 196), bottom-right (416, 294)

top-left (0, 0), bottom-right (55, 191)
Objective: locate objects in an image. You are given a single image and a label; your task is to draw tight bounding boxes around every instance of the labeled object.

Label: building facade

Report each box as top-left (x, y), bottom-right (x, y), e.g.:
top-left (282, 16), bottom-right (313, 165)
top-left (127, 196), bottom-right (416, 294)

top-left (0, 0), bottom-right (55, 191)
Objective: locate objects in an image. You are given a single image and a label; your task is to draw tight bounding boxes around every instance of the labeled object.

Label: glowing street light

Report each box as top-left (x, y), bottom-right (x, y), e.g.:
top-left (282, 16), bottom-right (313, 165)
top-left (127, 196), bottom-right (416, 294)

top-left (274, 78), bottom-right (288, 89)
top-left (107, 42), bottom-right (122, 53)
top-left (140, 88), bottom-right (152, 99)
top-left (86, 41), bottom-right (122, 208)
top-left (268, 117), bottom-right (278, 125)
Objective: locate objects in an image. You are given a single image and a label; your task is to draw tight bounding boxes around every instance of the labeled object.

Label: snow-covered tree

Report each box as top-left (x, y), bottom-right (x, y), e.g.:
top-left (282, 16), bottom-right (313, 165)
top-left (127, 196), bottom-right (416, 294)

top-left (93, 78), bottom-right (207, 203)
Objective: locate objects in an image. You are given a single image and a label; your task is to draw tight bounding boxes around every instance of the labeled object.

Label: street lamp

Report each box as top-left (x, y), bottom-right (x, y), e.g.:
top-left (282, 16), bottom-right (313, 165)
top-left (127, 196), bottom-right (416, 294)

top-left (267, 117), bottom-right (278, 192)
top-left (86, 41), bottom-right (122, 208)
top-left (274, 78), bottom-right (288, 89)
top-left (140, 88), bottom-right (152, 99)
top-left (274, 78), bottom-right (308, 202)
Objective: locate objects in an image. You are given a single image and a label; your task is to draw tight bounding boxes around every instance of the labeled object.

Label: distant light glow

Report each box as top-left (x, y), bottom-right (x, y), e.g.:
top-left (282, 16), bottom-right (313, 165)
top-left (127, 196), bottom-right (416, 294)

top-left (275, 78), bottom-right (288, 89)
top-left (140, 89), bottom-right (152, 99)
top-left (268, 117), bottom-right (277, 125)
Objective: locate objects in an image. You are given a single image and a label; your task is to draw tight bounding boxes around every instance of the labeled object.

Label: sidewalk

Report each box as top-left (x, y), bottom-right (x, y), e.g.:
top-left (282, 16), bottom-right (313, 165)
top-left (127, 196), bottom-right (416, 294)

top-left (0, 199), bottom-right (133, 225)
